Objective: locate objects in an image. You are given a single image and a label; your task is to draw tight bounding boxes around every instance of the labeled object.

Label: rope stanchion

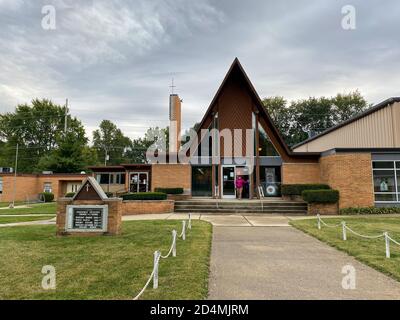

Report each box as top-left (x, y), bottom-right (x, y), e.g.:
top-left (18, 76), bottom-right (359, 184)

top-left (385, 232), bottom-right (390, 259)
top-left (179, 220), bottom-right (186, 240)
top-left (153, 251), bottom-right (160, 289)
top-left (317, 214), bottom-right (321, 230)
top-left (160, 230), bottom-right (177, 259)
top-left (188, 213), bottom-right (192, 230)
top-left (342, 221), bottom-right (347, 241)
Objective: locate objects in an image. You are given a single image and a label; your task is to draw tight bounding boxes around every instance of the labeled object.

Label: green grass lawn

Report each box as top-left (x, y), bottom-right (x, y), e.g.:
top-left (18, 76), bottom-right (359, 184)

top-left (0, 216), bottom-right (54, 224)
top-left (0, 220), bottom-right (212, 300)
top-left (0, 201), bottom-right (25, 208)
top-left (291, 216), bottom-right (400, 282)
top-left (0, 202), bottom-right (56, 215)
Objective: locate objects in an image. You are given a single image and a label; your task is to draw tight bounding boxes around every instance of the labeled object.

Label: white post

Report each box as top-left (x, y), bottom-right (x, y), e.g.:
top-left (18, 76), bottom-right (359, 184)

top-left (182, 220), bottom-right (186, 241)
top-left (317, 214), bottom-right (321, 230)
top-left (153, 251), bottom-right (160, 289)
top-left (342, 221), bottom-right (347, 241)
top-left (385, 232), bottom-right (390, 259)
top-left (172, 230), bottom-right (177, 257)
top-left (188, 213), bottom-right (192, 229)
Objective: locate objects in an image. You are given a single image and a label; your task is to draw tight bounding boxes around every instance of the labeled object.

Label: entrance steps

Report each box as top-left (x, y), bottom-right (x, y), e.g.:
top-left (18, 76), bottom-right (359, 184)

top-left (174, 199), bottom-right (307, 214)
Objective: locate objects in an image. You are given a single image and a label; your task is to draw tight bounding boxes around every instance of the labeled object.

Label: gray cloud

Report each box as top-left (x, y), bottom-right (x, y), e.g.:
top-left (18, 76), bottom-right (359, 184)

top-left (1, 0), bottom-right (400, 139)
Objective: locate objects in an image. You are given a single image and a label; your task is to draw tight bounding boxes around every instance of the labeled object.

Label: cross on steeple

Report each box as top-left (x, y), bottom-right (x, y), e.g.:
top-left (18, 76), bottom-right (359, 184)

top-left (169, 78), bottom-right (176, 94)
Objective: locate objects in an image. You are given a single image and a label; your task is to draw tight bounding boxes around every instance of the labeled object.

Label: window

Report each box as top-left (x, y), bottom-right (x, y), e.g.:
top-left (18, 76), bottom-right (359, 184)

top-left (96, 174), bottom-right (110, 184)
top-left (116, 173), bottom-right (126, 185)
top-left (372, 161), bottom-right (400, 203)
top-left (258, 123), bottom-right (279, 157)
top-left (0, 177), bottom-right (3, 194)
top-left (43, 182), bottom-right (52, 193)
top-left (192, 166), bottom-right (212, 197)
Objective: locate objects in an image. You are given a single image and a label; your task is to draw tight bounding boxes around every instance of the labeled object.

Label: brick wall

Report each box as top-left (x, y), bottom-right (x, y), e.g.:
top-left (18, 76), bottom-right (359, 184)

top-left (122, 200), bottom-right (174, 215)
top-left (151, 164), bottom-right (191, 193)
top-left (0, 174), bottom-right (86, 203)
top-left (320, 153), bottom-right (374, 209)
top-left (282, 163), bottom-right (321, 184)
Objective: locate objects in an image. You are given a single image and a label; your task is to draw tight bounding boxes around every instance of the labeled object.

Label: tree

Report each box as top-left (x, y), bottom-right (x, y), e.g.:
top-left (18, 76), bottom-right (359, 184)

top-left (262, 91), bottom-right (369, 146)
top-left (92, 120), bottom-right (131, 165)
top-left (127, 127), bottom-right (169, 163)
top-left (0, 99), bottom-right (88, 172)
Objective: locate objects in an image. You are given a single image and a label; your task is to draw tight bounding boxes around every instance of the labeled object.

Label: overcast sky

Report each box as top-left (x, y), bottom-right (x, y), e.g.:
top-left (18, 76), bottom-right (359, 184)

top-left (1, 0), bottom-right (400, 139)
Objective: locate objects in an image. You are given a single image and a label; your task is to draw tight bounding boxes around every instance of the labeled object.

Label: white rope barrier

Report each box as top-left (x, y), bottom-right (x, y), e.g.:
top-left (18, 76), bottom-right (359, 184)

top-left (178, 220), bottom-right (186, 240)
top-left (316, 214), bottom-right (400, 259)
top-left (317, 215), bottom-right (342, 228)
top-left (133, 214), bottom-right (192, 300)
top-left (387, 234), bottom-right (400, 246)
top-left (344, 225), bottom-right (384, 239)
top-left (160, 230), bottom-right (177, 259)
top-left (133, 251), bottom-right (160, 300)
top-left (342, 221), bottom-right (347, 241)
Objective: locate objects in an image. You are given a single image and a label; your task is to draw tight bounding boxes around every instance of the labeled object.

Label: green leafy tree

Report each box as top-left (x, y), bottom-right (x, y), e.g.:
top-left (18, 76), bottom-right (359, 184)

top-left (262, 91), bottom-right (369, 146)
top-left (0, 99), bottom-right (88, 172)
top-left (92, 120), bottom-right (131, 165)
top-left (127, 127), bottom-right (169, 163)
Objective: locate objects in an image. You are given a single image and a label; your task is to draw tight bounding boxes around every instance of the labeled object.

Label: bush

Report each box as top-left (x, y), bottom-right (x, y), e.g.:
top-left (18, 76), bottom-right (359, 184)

top-left (39, 192), bottom-right (54, 203)
top-left (281, 184), bottom-right (330, 196)
top-left (302, 189), bottom-right (339, 203)
top-left (65, 192), bottom-right (75, 198)
top-left (105, 192), bottom-right (114, 198)
top-left (340, 207), bottom-right (400, 215)
top-left (154, 188), bottom-right (184, 195)
top-left (122, 192), bottom-right (167, 201)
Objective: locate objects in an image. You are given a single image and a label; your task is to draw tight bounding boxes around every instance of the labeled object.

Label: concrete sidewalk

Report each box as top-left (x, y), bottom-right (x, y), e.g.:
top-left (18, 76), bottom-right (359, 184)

top-left (208, 226), bottom-right (400, 300)
top-left (123, 213), bottom-right (293, 227)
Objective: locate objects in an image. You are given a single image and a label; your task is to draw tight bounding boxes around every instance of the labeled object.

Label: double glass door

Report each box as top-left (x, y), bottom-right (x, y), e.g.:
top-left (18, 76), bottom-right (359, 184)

top-left (130, 172), bottom-right (149, 193)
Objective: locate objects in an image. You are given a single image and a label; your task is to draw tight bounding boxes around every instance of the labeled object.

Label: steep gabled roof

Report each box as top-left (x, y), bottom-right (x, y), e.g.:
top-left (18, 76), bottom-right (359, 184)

top-left (292, 97), bottom-right (400, 150)
top-left (72, 177), bottom-right (108, 201)
top-left (193, 58), bottom-right (319, 159)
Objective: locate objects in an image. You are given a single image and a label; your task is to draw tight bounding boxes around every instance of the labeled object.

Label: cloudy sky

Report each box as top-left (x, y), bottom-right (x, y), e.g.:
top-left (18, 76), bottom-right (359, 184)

top-left (1, 0), bottom-right (400, 140)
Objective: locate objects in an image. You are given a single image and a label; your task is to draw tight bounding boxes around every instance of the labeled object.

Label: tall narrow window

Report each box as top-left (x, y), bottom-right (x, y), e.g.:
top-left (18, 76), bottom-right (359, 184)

top-left (0, 177), bottom-right (3, 194)
top-left (258, 122), bottom-right (279, 156)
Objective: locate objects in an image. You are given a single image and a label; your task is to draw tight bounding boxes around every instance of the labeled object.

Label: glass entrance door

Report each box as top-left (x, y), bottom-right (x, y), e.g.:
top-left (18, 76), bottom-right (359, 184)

top-left (130, 172), bottom-right (149, 193)
top-left (222, 166), bottom-right (235, 198)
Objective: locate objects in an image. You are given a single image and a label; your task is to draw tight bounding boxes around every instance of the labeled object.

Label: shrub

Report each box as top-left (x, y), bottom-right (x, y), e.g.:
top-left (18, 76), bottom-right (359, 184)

top-left (281, 184), bottom-right (330, 196)
top-left (340, 207), bottom-right (400, 215)
top-left (154, 188), bottom-right (184, 195)
top-left (65, 192), bottom-right (75, 198)
top-left (105, 192), bottom-right (114, 198)
top-left (122, 192), bottom-right (167, 201)
top-left (302, 189), bottom-right (339, 203)
top-left (39, 192), bottom-right (54, 203)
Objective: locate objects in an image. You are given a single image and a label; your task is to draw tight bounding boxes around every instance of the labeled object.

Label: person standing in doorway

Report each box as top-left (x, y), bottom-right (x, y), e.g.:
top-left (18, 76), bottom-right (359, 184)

top-left (235, 176), bottom-right (244, 200)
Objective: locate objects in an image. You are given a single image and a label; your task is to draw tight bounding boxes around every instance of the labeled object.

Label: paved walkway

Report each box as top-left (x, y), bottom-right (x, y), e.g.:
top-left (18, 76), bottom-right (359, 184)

top-left (208, 226), bottom-right (400, 300)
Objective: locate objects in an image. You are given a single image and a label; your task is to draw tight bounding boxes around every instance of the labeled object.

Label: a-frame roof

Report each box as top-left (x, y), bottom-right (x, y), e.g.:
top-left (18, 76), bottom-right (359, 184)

top-left (194, 58), bottom-right (319, 159)
top-left (72, 177), bottom-right (108, 201)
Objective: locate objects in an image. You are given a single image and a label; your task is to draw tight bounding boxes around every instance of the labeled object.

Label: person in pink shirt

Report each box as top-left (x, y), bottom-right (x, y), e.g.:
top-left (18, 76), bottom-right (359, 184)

top-left (235, 176), bottom-right (245, 200)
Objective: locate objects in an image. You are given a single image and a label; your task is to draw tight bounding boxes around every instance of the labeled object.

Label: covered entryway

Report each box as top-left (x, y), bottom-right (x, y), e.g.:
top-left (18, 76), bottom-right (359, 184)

top-left (221, 166), bottom-right (250, 199)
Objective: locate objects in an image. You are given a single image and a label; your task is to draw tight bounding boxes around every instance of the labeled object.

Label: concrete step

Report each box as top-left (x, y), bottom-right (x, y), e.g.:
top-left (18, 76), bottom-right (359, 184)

top-left (174, 208), bottom-right (307, 214)
top-left (174, 199), bottom-right (307, 214)
top-left (175, 205), bottom-right (307, 210)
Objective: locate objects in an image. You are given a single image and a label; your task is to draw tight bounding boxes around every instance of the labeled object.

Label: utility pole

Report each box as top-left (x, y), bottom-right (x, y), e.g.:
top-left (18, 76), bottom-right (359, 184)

top-left (64, 98), bottom-right (69, 135)
top-left (104, 148), bottom-right (109, 166)
top-left (10, 143), bottom-right (19, 208)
